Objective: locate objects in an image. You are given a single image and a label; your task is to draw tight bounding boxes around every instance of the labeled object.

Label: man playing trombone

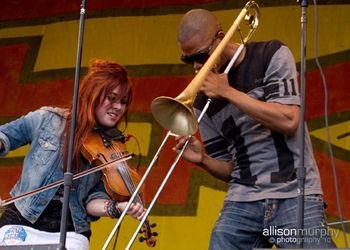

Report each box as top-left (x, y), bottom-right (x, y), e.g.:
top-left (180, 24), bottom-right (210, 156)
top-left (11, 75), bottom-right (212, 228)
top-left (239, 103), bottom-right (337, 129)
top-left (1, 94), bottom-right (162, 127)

top-left (174, 8), bottom-right (336, 249)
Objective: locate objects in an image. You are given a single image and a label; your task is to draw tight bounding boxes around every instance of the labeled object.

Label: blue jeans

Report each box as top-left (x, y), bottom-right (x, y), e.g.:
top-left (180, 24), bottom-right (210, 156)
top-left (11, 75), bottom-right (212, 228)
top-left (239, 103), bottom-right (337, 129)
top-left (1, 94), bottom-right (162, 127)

top-left (209, 195), bottom-right (336, 249)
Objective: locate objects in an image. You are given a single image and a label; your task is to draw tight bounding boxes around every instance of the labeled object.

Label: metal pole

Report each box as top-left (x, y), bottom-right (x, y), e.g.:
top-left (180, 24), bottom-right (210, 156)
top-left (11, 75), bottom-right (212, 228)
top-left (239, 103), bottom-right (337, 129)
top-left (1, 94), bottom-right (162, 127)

top-left (59, 1), bottom-right (87, 249)
top-left (296, 0), bottom-right (308, 248)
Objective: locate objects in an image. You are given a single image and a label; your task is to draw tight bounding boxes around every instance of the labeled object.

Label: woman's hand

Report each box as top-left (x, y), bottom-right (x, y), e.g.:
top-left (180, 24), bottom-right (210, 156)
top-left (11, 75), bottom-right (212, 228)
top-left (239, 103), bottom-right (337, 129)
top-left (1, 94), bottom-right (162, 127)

top-left (118, 202), bottom-right (146, 221)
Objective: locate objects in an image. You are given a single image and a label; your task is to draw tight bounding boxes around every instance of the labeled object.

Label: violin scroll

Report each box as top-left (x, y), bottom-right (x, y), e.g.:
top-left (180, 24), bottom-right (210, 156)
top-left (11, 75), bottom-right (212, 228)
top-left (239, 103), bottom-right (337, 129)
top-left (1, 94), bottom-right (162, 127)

top-left (139, 221), bottom-right (157, 247)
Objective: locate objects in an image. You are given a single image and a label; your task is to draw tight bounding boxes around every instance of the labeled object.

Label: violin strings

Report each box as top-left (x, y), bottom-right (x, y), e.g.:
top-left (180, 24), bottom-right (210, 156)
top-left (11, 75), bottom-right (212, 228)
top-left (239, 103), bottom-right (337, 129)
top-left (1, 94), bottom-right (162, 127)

top-left (108, 143), bottom-right (154, 239)
top-left (110, 144), bottom-right (143, 205)
top-left (104, 141), bottom-right (155, 242)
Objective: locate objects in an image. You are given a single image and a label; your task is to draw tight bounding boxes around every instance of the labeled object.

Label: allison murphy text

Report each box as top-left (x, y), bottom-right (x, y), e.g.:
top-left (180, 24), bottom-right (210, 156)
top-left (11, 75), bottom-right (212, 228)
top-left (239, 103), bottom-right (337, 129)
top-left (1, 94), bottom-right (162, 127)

top-left (262, 226), bottom-right (339, 245)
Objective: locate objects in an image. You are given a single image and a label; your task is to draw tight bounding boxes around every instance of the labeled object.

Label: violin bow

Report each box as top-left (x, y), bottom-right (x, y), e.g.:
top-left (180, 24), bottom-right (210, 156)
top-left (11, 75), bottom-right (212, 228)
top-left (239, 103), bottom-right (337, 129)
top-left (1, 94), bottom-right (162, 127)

top-left (0, 153), bottom-right (134, 208)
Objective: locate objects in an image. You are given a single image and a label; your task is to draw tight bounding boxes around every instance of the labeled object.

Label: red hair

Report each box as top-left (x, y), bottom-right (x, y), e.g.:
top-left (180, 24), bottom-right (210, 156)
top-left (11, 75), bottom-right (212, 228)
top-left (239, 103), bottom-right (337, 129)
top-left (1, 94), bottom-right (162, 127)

top-left (65, 59), bottom-right (132, 172)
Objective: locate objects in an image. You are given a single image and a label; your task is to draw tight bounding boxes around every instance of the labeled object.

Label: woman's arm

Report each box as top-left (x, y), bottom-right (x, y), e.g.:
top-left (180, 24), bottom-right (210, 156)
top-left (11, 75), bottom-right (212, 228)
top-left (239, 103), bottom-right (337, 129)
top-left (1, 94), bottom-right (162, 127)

top-left (86, 198), bottom-right (146, 221)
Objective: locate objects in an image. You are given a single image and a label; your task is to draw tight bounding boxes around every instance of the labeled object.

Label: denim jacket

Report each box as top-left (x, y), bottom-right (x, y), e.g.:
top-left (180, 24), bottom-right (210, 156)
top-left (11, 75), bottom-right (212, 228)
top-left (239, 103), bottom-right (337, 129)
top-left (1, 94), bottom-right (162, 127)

top-left (0, 107), bottom-right (109, 234)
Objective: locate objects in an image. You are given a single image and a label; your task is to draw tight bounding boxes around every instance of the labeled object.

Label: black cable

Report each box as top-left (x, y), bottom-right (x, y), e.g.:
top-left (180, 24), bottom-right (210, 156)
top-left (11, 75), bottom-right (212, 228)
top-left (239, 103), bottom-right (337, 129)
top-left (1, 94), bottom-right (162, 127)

top-left (312, 0), bottom-right (349, 247)
top-left (126, 134), bottom-right (142, 172)
top-left (111, 224), bottom-right (121, 250)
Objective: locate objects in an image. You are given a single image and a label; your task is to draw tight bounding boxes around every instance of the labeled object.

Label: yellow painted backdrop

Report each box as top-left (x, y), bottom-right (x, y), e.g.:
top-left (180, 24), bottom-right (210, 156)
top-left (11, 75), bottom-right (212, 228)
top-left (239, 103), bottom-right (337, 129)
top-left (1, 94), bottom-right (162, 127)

top-left (0, 1), bottom-right (349, 249)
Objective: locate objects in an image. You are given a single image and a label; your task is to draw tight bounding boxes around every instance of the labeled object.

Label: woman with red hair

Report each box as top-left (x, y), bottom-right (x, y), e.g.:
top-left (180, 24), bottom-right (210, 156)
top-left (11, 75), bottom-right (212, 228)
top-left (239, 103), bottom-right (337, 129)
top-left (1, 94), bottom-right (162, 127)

top-left (0, 59), bottom-right (144, 249)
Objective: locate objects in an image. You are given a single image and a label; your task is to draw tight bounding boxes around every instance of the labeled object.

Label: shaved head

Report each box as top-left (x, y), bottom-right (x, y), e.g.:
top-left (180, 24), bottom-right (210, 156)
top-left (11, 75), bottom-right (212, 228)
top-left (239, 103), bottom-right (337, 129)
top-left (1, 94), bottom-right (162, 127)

top-left (178, 9), bottom-right (221, 44)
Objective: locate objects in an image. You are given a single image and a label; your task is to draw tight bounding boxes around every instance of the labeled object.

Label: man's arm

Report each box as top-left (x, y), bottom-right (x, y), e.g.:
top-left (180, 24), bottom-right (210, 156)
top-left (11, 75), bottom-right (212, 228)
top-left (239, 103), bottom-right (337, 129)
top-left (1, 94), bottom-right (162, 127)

top-left (174, 136), bottom-right (233, 182)
top-left (222, 87), bottom-right (300, 136)
top-left (201, 42), bottom-right (301, 136)
top-left (199, 153), bottom-right (234, 182)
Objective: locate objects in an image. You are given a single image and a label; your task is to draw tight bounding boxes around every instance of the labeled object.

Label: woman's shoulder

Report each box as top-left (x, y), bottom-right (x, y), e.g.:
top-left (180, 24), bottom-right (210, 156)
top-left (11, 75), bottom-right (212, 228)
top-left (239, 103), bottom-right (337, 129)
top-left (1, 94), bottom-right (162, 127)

top-left (38, 106), bottom-right (70, 118)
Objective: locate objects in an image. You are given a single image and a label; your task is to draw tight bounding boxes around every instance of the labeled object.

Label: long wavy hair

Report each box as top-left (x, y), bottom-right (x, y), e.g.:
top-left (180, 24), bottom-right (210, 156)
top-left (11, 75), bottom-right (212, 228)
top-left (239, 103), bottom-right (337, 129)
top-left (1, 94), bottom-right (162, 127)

top-left (64, 59), bottom-right (132, 172)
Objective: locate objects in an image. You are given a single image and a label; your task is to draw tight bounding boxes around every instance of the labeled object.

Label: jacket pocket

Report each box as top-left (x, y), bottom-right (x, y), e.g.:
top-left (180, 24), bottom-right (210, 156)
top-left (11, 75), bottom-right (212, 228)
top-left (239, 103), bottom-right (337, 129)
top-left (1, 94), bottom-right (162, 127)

top-left (32, 133), bottom-right (59, 164)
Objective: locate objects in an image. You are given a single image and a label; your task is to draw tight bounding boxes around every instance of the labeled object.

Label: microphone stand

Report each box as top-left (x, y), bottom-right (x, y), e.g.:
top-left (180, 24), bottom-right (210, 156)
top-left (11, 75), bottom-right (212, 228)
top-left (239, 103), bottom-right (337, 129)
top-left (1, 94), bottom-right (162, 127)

top-left (296, 0), bottom-right (308, 248)
top-left (58, 0), bottom-right (87, 249)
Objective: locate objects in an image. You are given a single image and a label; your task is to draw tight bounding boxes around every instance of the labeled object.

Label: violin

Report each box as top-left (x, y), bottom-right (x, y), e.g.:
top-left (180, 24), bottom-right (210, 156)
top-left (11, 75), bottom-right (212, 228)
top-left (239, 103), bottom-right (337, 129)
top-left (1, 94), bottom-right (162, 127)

top-left (81, 127), bottom-right (157, 247)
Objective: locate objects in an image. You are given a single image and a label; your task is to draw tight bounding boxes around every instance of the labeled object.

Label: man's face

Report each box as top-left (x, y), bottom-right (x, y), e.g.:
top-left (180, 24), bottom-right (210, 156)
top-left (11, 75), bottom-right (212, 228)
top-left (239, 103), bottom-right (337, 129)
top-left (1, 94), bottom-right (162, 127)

top-left (180, 32), bottom-right (219, 72)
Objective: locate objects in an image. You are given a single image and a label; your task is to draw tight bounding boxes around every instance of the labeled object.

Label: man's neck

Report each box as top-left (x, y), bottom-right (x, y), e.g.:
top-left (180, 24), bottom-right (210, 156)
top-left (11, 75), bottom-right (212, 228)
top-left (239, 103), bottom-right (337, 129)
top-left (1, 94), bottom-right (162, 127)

top-left (221, 43), bottom-right (246, 71)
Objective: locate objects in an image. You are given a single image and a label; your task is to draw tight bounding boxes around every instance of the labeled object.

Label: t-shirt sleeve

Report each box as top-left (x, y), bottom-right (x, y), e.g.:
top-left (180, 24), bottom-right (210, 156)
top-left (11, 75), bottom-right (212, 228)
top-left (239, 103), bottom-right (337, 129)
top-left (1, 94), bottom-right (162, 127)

top-left (263, 45), bottom-right (300, 106)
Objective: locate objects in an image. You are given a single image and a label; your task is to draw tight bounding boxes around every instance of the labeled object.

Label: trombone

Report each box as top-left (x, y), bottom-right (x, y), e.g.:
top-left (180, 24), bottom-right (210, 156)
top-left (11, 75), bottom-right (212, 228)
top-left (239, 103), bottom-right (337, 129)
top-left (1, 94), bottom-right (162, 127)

top-left (102, 1), bottom-right (259, 249)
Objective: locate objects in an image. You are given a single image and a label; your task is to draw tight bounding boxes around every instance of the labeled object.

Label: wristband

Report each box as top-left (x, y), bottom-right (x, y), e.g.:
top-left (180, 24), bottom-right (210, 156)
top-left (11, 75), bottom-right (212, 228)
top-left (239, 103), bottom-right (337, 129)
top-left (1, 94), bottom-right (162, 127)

top-left (104, 200), bottom-right (121, 219)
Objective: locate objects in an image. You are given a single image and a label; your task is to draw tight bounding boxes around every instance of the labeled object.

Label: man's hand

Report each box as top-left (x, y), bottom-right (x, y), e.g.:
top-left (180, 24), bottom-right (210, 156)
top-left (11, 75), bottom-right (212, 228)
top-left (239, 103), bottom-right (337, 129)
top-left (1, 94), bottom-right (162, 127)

top-left (173, 136), bottom-right (204, 164)
top-left (200, 71), bottom-right (230, 99)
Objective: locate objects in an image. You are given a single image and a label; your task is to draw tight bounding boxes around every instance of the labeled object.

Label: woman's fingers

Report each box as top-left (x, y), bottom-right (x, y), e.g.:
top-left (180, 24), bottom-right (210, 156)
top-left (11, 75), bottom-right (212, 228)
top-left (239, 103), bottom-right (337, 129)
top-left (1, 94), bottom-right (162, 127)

top-left (128, 202), bottom-right (146, 220)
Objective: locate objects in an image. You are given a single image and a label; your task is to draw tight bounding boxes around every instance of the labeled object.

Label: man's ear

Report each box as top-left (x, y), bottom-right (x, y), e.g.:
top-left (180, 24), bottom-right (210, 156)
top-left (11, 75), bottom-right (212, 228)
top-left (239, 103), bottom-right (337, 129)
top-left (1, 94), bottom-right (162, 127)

top-left (217, 31), bottom-right (225, 40)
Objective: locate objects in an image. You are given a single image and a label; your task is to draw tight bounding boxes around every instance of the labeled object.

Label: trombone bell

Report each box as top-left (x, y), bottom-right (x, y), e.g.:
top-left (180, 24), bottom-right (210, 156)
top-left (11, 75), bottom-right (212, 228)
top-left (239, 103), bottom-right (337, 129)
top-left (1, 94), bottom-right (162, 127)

top-left (151, 96), bottom-right (198, 136)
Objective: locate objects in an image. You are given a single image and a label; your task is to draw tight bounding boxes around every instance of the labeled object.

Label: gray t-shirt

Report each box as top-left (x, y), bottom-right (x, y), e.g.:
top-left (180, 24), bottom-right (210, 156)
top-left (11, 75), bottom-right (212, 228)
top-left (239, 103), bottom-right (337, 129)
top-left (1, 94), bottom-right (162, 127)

top-left (193, 40), bottom-right (322, 202)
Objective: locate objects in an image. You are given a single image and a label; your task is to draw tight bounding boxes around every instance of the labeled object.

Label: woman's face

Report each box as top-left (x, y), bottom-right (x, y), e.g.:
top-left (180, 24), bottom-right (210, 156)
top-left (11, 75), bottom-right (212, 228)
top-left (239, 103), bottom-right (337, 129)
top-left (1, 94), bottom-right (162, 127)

top-left (94, 86), bottom-right (128, 128)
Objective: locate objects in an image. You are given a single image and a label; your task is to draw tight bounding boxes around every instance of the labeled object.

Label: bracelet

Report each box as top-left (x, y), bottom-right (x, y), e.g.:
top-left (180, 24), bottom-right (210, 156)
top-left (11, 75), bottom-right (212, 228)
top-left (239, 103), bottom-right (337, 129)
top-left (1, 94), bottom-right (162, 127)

top-left (104, 200), bottom-right (121, 219)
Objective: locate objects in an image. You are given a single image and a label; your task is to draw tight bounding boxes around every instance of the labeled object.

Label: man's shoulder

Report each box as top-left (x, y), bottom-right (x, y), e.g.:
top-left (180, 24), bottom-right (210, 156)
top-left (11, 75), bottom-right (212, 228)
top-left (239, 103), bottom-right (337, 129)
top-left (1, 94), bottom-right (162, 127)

top-left (248, 40), bottom-right (284, 51)
top-left (246, 40), bottom-right (288, 69)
